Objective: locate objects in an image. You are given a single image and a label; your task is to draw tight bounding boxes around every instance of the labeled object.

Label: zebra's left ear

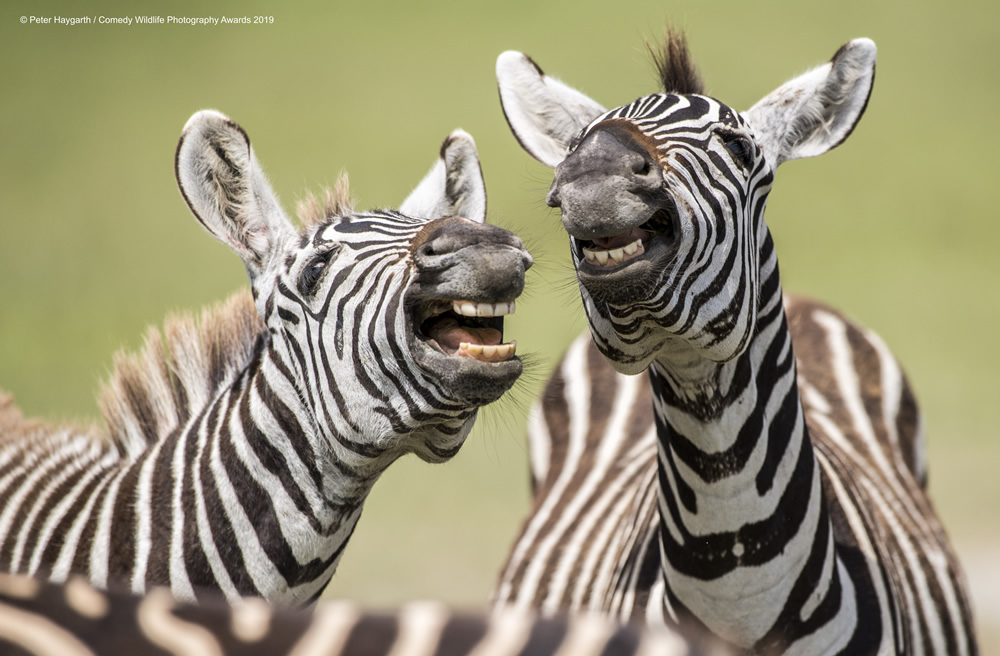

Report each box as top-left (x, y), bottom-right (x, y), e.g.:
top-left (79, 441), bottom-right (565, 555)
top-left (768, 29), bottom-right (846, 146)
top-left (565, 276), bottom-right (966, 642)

top-left (744, 38), bottom-right (876, 169)
top-left (399, 129), bottom-right (487, 223)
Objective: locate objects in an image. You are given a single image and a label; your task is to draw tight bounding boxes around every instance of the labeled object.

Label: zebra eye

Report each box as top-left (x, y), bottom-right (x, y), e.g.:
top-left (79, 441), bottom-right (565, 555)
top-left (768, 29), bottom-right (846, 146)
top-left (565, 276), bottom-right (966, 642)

top-left (298, 248), bottom-right (337, 296)
top-left (724, 135), bottom-right (753, 168)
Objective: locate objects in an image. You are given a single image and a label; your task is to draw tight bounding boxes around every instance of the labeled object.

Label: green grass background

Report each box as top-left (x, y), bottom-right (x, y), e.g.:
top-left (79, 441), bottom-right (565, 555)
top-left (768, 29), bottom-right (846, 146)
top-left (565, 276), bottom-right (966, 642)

top-left (2, 0), bottom-right (998, 647)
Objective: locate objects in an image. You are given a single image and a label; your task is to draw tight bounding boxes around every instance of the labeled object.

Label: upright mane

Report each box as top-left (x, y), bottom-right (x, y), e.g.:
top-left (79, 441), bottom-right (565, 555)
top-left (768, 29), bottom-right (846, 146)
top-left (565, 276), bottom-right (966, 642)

top-left (296, 173), bottom-right (353, 228)
top-left (647, 28), bottom-right (704, 95)
top-left (98, 290), bottom-right (266, 458)
top-left (98, 182), bottom-right (357, 458)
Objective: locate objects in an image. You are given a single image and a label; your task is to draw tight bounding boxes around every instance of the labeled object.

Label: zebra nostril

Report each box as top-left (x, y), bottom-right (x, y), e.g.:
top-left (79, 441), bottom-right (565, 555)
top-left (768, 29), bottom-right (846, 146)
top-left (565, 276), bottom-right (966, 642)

top-left (632, 158), bottom-right (651, 176)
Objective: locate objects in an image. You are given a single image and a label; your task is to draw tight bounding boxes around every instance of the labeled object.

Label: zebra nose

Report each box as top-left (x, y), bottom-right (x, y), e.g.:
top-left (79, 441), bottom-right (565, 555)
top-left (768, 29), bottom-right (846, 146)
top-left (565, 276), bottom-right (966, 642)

top-left (552, 128), bottom-right (660, 194)
top-left (548, 127), bottom-right (663, 240)
top-left (412, 217), bottom-right (531, 300)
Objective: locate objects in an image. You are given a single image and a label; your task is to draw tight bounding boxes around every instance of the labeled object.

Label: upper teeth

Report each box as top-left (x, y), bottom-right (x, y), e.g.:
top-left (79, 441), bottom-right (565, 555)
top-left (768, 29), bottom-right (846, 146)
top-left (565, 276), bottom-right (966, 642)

top-left (452, 300), bottom-right (516, 318)
top-left (582, 238), bottom-right (645, 267)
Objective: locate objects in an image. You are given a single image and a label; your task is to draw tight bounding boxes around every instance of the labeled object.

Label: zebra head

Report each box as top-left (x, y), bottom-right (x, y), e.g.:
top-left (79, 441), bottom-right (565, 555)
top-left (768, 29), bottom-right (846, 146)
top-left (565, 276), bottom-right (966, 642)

top-left (496, 35), bottom-right (875, 373)
top-left (175, 111), bottom-right (531, 463)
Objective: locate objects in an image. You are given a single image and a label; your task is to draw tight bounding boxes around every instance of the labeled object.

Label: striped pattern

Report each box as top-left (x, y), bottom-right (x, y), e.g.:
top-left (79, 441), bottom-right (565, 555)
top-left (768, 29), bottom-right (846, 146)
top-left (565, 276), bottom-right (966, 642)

top-left (494, 35), bottom-right (977, 653)
top-left (495, 334), bottom-right (660, 620)
top-left (0, 112), bottom-right (529, 608)
top-left (0, 574), bottom-right (724, 656)
top-left (496, 300), bottom-right (973, 652)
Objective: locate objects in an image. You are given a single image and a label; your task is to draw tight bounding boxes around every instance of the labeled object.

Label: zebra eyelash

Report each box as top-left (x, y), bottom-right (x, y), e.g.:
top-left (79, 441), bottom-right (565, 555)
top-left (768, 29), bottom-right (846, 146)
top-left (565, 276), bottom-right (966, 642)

top-left (717, 130), bottom-right (754, 170)
top-left (298, 245), bottom-right (341, 296)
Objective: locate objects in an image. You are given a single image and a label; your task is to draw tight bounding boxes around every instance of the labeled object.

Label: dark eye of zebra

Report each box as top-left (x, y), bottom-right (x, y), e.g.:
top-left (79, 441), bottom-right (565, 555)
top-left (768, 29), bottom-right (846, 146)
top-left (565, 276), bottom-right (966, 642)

top-left (298, 247), bottom-right (338, 296)
top-left (723, 134), bottom-right (753, 169)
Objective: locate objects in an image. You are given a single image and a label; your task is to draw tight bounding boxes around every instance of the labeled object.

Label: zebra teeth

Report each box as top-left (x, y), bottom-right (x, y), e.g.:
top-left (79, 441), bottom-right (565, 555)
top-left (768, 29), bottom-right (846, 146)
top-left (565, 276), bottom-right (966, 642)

top-left (458, 340), bottom-right (517, 362)
top-left (582, 239), bottom-right (645, 267)
top-left (451, 300), bottom-right (516, 318)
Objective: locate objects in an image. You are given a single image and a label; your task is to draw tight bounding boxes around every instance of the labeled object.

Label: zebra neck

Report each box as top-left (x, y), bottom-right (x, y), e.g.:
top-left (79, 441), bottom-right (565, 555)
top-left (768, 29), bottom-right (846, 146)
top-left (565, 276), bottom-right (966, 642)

top-left (648, 289), bottom-right (841, 648)
top-left (245, 348), bottom-right (387, 514)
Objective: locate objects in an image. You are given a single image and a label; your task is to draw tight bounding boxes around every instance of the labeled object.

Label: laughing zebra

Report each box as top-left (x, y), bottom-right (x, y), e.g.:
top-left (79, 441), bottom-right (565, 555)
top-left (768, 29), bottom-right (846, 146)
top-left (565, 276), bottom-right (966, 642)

top-left (0, 110), bottom-right (531, 607)
top-left (492, 32), bottom-right (977, 654)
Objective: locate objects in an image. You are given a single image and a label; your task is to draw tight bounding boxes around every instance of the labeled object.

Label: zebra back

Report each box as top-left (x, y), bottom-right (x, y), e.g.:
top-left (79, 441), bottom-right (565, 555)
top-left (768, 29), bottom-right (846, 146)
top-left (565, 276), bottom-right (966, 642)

top-left (0, 575), bottom-right (728, 656)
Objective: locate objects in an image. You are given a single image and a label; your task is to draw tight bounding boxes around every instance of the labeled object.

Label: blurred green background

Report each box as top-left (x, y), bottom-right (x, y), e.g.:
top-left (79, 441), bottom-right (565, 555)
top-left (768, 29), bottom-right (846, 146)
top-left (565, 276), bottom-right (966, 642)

top-left (2, 0), bottom-right (998, 648)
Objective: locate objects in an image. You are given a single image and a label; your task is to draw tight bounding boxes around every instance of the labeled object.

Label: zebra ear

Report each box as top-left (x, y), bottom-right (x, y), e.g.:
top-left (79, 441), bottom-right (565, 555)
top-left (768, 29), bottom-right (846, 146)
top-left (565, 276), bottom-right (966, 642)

top-left (399, 129), bottom-right (487, 223)
top-left (744, 38), bottom-right (877, 169)
top-left (496, 51), bottom-right (607, 168)
top-left (175, 110), bottom-right (294, 279)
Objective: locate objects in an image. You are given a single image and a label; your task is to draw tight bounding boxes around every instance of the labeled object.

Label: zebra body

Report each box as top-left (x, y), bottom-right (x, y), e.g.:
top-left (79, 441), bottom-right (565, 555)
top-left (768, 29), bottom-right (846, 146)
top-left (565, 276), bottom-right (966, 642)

top-left (0, 111), bottom-right (531, 606)
top-left (0, 574), bottom-right (725, 656)
top-left (493, 34), bottom-right (975, 653)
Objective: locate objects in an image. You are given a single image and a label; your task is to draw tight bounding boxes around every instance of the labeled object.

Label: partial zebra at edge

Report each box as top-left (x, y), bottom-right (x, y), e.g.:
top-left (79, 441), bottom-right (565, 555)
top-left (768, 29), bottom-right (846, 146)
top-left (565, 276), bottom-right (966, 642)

top-left (0, 574), bottom-right (729, 656)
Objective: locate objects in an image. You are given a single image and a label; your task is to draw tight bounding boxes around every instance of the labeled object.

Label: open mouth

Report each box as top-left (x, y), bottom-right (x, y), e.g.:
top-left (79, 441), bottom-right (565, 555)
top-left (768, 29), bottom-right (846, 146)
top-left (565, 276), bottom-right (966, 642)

top-left (415, 300), bottom-right (517, 363)
top-left (577, 205), bottom-right (678, 269)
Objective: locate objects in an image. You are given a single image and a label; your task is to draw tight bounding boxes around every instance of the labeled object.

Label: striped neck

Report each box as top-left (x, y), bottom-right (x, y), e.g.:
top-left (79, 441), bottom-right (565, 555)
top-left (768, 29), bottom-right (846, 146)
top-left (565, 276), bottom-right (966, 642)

top-left (186, 338), bottom-right (395, 606)
top-left (648, 247), bottom-right (842, 649)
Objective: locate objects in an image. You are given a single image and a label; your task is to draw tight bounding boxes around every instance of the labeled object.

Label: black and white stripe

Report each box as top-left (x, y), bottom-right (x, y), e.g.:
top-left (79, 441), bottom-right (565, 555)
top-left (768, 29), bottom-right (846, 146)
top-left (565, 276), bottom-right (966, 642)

top-left (0, 574), bottom-right (723, 656)
top-left (494, 33), bottom-right (976, 653)
top-left (0, 111), bottom-right (530, 607)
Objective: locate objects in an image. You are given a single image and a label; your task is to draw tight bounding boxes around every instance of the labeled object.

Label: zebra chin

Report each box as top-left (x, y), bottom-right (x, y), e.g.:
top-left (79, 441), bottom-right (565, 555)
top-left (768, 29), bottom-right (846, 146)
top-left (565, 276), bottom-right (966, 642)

top-left (411, 341), bottom-right (523, 406)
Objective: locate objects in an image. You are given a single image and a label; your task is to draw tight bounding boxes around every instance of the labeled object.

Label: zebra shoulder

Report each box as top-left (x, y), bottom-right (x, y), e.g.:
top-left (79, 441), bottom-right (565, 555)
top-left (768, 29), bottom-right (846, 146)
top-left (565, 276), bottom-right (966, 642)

top-left (783, 294), bottom-right (926, 488)
top-left (527, 332), bottom-right (656, 497)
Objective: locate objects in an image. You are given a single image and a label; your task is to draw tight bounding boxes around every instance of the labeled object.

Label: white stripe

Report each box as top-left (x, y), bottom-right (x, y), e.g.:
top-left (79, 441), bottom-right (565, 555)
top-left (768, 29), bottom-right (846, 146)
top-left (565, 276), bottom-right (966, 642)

top-left (527, 402), bottom-right (551, 491)
top-left (49, 463), bottom-right (116, 583)
top-left (168, 417), bottom-right (195, 601)
top-left (89, 465), bottom-right (131, 588)
top-left (543, 369), bottom-right (642, 610)
top-left (192, 417), bottom-right (240, 602)
top-left (571, 429), bottom-right (657, 610)
top-left (496, 333), bottom-right (592, 607)
top-left (0, 436), bottom-right (88, 565)
top-left (9, 447), bottom-right (90, 571)
top-left (28, 453), bottom-right (110, 577)
top-left (210, 410), bottom-right (286, 601)
top-left (813, 445), bottom-right (894, 654)
top-left (387, 601), bottom-right (451, 656)
top-left (131, 438), bottom-right (168, 594)
top-left (286, 600), bottom-right (360, 656)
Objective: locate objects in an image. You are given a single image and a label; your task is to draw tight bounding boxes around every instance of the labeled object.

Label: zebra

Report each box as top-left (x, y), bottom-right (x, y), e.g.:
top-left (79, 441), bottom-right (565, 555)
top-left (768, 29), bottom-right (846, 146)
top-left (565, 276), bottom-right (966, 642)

top-left (490, 31), bottom-right (977, 654)
top-left (0, 110), bottom-right (532, 608)
top-left (0, 573), bottom-right (728, 656)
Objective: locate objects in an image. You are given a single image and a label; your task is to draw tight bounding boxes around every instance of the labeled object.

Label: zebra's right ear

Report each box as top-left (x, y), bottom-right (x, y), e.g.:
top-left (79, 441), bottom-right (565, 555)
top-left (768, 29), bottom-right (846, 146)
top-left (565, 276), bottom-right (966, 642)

top-left (496, 51), bottom-right (607, 168)
top-left (399, 129), bottom-right (487, 223)
top-left (175, 110), bottom-right (295, 279)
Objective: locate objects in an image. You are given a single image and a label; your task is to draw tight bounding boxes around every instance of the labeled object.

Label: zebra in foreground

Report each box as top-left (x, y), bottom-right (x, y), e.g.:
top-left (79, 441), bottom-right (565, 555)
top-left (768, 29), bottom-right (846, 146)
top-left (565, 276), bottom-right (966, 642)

top-left (492, 32), bottom-right (977, 654)
top-left (0, 110), bottom-right (531, 607)
top-left (0, 574), bottom-right (730, 656)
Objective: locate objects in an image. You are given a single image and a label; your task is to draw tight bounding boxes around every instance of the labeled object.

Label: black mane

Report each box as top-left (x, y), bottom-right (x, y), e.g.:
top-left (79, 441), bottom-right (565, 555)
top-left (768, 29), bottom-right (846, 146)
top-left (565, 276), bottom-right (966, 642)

top-left (648, 28), bottom-right (704, 95)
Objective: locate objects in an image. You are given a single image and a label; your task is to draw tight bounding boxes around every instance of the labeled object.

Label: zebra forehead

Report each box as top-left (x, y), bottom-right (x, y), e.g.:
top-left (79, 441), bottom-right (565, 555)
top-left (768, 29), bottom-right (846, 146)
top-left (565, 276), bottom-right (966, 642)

top-left (314, 211), bottom-right (426, 242)
top-left (583, 97), bottom-right (746, 153)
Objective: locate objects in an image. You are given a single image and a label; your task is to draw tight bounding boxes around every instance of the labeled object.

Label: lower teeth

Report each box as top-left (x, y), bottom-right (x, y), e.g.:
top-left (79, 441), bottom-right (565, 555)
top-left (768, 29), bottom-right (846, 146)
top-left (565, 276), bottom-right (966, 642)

top-left (458, 341), bottom-right (517, 361)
